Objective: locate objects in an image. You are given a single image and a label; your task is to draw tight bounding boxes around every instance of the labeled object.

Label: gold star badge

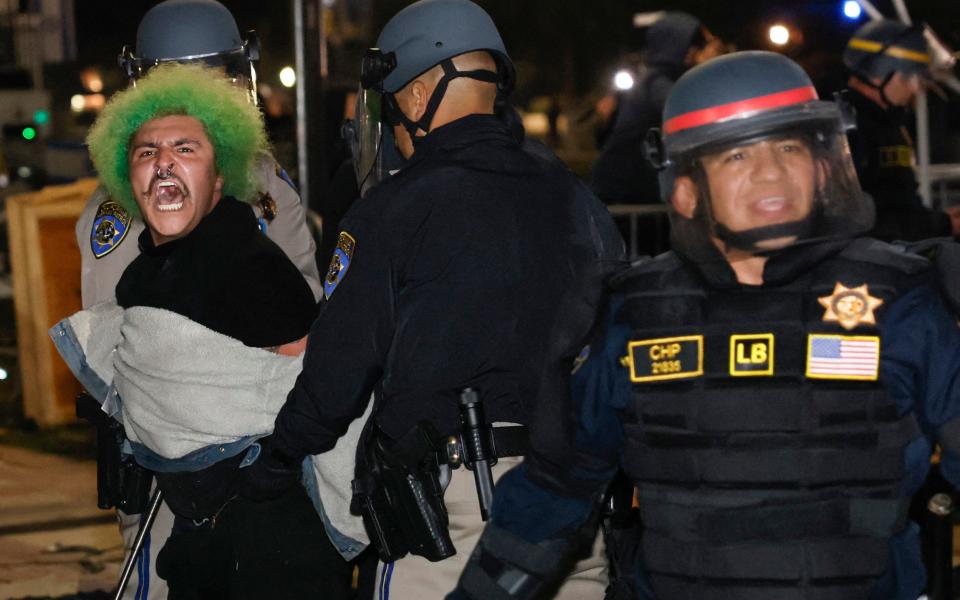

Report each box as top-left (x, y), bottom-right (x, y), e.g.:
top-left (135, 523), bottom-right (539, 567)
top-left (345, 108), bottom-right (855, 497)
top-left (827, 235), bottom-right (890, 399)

top-left (818, 282), bottom-right (884, 330)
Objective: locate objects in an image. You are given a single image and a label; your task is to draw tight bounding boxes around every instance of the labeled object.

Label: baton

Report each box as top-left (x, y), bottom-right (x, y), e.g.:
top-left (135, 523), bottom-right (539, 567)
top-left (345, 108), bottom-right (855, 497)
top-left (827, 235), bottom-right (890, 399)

top-left (458, 388), bottom-right (496, 521)
top-left (114, 488), bottom-right (164, 600)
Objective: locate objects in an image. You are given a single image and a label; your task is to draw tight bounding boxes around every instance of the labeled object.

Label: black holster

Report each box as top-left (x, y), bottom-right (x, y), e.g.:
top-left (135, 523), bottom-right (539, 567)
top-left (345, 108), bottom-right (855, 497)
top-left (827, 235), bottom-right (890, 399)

top-left (601, 471), bottom-right (641, 600)
top-left (76, 393), bottom-right (152, 514)
top-left (352, 421), bottom-right (455, 563)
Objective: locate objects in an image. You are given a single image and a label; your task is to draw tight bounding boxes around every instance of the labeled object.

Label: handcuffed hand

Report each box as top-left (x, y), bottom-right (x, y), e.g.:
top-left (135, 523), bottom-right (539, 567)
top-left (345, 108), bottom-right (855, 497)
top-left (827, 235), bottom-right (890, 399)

top-left (239, 435), bottom-right (303, 502)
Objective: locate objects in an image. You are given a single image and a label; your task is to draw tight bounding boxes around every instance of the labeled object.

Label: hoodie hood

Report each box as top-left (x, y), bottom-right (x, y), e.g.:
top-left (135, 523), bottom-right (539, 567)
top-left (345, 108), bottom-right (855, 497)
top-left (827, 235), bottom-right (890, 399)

top-left (646, 12), bottom-right (702, 72)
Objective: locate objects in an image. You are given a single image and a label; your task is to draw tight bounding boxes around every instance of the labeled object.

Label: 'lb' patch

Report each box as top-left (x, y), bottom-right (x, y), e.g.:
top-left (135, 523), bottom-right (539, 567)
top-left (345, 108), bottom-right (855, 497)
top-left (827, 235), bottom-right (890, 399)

top-left (806, 334), bottom-right (880, 381)
top-left (625, 335), bottom-right (703, 383)
top-left (324, 231), bottom-right (356, 300)
top-left (729, 334), bottom-right (774, 376)
top-left (90, 199), bottom-right (131, 259)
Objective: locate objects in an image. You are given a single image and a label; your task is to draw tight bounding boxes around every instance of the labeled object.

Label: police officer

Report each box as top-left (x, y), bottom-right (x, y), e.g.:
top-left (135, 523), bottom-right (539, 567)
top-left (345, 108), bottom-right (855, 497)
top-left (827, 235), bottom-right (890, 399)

top-left (241, 0), bottom-right (624, 598)
top-left (591, 11), bottom-right (722, 207)
top-left (450, 51), bottom-right (960, 600)
top-left (843, 18), bottom-right (950, 242)
top-left (74, 2), bottom-right (321, 598)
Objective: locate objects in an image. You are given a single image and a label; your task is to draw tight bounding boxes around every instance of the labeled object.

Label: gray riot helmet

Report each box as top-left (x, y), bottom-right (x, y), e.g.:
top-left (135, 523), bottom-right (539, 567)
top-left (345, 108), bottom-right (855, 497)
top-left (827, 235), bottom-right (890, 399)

top-left (350, 0), bottom-right (515, 191)
top-left (843, 19), bottom-right (930, 107)
top-left (118, 0), bottom-right (261, 104)
top-left (645, 51), bottom-right (872, 263)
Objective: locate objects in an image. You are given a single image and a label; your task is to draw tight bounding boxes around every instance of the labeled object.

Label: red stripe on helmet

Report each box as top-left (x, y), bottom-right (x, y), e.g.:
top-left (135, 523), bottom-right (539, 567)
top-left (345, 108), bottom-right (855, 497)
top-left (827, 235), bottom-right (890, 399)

top-left (663, 86), bottom-right (819, 135)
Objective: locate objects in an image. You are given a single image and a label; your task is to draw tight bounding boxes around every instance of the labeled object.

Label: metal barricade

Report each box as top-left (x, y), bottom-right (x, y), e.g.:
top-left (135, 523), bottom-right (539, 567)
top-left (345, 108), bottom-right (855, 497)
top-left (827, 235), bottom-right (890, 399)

top-left (606, 204), bottom-right (670, 259)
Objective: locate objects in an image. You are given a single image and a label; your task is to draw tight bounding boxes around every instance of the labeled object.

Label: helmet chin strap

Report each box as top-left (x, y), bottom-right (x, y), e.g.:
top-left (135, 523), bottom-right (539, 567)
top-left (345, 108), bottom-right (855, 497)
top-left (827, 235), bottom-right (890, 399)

top-left (698, 172), bottom-right (819, 254)
top-left (852, 71), bottom-right (899, 110)
top-left (714, 217), bottom-right (816, 253)
top-left (388, 58), bottom-right (500, 140)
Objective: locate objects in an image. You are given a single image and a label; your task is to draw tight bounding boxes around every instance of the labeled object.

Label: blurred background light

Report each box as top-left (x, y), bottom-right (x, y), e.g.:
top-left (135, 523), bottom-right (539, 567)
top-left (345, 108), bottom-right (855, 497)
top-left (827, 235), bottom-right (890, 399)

top-left (613, 70), bottom-right (635, 91)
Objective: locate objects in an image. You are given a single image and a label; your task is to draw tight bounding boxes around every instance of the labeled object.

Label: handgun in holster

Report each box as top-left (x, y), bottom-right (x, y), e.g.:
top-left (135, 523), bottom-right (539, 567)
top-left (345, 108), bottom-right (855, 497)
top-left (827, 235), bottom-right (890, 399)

top-left (76, 393), bottom-right (152, 513)
top-left (352, 420), bottom-right (455, 563)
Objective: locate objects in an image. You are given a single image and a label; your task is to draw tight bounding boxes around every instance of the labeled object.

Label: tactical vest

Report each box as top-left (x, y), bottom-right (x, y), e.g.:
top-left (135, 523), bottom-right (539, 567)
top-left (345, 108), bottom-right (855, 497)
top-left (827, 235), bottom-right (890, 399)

top-left (614, 239), bottom-right (931, 600)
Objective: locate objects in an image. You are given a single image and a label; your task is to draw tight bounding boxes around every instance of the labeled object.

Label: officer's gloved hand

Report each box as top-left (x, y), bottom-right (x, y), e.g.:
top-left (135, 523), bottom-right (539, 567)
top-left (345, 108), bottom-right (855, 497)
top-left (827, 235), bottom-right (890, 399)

top-left (239, 435), bottom-right (302, 502)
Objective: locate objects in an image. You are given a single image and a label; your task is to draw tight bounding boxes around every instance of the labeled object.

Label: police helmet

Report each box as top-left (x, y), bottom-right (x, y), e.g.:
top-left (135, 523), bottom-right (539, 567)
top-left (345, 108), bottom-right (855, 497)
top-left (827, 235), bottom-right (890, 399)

top-left (843, 19), bottom-right (930, 82)
top-left (118, 0), bottom-right (261, 103)
top-left (349, 0), bottom-right (514, 194)
top-left (646, 51), bottom-right (872, 260)
top-left (364, 0), bottom-right (514, 95)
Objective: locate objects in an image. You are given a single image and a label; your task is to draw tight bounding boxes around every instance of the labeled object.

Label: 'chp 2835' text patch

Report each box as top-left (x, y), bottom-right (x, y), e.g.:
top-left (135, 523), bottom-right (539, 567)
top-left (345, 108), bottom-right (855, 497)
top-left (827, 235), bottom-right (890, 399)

top-left (624, 335), bottom-right (703, 382)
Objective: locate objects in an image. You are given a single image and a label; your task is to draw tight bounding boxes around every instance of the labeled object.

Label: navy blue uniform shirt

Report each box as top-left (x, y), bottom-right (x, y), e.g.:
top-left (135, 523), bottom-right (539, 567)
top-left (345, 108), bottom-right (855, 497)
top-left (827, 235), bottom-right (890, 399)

top-left (271, 114), bottom-right (624, 459)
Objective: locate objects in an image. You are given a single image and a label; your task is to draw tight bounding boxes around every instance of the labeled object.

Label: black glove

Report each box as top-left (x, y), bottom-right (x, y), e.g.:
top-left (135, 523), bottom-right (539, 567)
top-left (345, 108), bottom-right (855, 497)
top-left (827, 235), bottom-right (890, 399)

top-left (239, 436), bottom-right (303, 502)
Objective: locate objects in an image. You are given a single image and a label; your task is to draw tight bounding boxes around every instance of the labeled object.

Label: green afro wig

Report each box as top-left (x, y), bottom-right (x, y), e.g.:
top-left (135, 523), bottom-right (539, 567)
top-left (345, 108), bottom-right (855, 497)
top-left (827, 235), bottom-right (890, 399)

top-left (86, 63), bottom-right (269, 214)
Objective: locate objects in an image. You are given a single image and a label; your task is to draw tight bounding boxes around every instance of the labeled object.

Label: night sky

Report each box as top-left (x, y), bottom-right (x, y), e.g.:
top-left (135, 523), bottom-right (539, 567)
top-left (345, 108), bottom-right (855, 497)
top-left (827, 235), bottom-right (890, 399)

top-left (72, 0), bottom-right (960, 99)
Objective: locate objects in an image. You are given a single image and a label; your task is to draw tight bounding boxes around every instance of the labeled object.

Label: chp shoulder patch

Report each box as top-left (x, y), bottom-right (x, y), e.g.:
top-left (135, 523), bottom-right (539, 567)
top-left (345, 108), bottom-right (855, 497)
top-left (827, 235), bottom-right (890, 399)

top-left (275, 164), bottom-right (298, 193)
top-left (90, 199), bottom-right (132, 259)
top-left (324, 231), bottom-right (356, 300)
top-left (624, 335), bottom-right (703, 383)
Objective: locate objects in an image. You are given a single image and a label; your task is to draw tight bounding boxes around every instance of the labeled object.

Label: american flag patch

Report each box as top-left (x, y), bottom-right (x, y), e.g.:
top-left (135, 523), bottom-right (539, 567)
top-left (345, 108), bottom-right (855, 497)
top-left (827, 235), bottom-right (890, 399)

top-left (806, 334), bottom-right (880, 380)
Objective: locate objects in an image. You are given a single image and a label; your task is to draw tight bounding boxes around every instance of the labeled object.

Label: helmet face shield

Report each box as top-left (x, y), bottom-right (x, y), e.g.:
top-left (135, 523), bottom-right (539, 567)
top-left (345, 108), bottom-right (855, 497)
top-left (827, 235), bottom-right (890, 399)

top-left (649, 51), bottom-right (875, 264)
top-left (667, 117), bottom-right (873, 263)
top-left (343, 87), bottom-right (404, 197)
top-left (119, 32), bottom-right (260, 104)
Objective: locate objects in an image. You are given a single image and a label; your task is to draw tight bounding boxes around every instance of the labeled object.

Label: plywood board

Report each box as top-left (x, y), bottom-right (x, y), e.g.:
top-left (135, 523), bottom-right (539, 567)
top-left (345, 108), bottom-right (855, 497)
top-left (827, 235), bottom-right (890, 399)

top-left (8, 178), bottom-right (96, 426)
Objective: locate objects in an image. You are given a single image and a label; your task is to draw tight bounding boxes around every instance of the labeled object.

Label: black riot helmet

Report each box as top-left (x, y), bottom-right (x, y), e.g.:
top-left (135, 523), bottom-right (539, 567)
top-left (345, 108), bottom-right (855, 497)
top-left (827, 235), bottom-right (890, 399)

top-left (645, 51), bottom-right (872, 263)
top-left (844, 19), bottom-right (930, 80)
top-left (843, 19), bottom-right (930, 107)
top-left (347, 0), bottom-right (515, 192)
top-left (118, 0), bottom-right (261, 104)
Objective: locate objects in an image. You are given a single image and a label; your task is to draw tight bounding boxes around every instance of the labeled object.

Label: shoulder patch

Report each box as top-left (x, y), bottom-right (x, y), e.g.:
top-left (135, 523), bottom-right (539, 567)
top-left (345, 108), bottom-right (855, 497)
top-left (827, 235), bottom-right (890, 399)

top-left (90, 199), bottom-right (132, 259)
top-left (324, 231), bottom-right (356, 300)
top-left (275, 164), bottom-right (298, 193)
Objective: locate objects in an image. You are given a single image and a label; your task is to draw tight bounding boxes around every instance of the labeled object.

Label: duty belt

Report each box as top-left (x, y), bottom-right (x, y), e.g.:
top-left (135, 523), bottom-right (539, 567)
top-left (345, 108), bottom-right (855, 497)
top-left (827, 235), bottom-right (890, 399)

top-left (439, 424), bottom-right (529, 468)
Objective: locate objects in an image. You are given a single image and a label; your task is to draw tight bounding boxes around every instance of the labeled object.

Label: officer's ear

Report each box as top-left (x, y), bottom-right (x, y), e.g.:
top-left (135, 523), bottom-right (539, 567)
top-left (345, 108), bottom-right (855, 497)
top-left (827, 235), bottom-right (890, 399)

top-left (407, 79), bottom-right (430, 122)
top-left (671, 175), bottom-right (699, 219)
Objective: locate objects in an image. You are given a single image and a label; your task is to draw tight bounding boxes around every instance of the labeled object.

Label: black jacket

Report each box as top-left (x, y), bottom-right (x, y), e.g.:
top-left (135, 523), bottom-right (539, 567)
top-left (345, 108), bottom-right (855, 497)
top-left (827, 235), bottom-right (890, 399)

top-left (272, 114), bottom-right (624, 460)
top-left (116, 196), bottom-right (317, 347)
top-left (591, 12), bottom-right (702, 205)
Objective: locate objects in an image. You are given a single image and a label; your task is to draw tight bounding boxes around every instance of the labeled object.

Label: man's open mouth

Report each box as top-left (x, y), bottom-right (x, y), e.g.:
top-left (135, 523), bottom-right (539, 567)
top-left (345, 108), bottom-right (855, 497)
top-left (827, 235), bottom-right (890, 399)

top-left (752, 195), bottom-right (788, 213)
top-left (156, 180), bottom-right (185, 212)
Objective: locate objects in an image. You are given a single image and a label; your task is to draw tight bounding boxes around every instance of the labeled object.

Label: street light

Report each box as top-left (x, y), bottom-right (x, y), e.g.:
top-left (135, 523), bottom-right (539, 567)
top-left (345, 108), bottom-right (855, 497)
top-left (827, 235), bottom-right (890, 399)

top-left (279, 66), bottom-right (297, 88)
top-left (769, 24), bottom-right (790, 46)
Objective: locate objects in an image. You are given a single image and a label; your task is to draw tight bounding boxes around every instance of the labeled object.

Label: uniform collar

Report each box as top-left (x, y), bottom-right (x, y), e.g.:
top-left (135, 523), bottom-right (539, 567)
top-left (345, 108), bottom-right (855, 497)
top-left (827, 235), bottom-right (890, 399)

top-left (408, 113), bottom-right (512, 162)
top-left (683, 237), bottom-right (854, 289)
